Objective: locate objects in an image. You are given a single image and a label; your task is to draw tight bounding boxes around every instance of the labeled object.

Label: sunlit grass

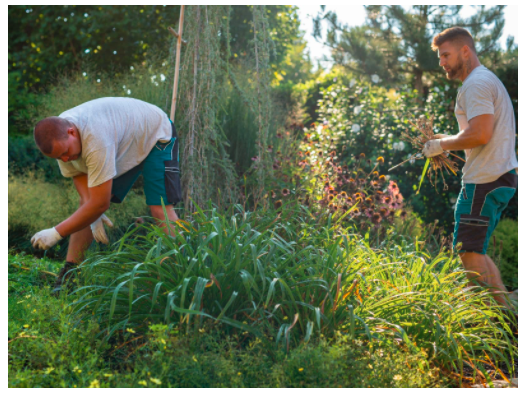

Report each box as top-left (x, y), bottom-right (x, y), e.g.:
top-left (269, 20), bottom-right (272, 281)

top-left (71, 200), bottom-right (517, 380)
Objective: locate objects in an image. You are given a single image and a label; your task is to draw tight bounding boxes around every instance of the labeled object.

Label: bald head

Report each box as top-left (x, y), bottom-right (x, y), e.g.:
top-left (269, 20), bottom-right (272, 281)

top-left (33, 117), bottom-right (72, 154)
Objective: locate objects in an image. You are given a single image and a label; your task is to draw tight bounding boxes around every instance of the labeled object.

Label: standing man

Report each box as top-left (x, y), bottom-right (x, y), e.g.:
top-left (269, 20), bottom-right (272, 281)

top-left (423, 27), bottom-right (518, 308)
top-left (31, 97), bottom-right (183, 293)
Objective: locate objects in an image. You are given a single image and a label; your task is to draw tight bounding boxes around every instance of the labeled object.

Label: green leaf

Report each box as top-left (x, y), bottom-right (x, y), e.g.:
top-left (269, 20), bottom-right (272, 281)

top-left (416, 158), bottom-right (430, 195)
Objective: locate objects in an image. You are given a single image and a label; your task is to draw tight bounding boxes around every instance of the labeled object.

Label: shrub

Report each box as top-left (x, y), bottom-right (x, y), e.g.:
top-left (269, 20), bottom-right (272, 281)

top-left (290, 72), bottom-right (494, 232)
top-left (125, 327), bottom-right (448, 388)
top-left (8, 134), bottom-right (62, 182)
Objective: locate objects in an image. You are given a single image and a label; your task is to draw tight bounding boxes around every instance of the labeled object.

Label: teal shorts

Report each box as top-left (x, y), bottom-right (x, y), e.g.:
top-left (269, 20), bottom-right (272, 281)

top-left (453, 169), bottom-right (517, 254)
top-left (110, 121), bottom-right (182, 206)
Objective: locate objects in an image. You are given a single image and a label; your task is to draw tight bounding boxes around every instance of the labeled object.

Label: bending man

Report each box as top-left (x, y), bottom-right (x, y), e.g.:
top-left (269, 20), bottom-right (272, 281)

top-left (31, 97), bottom-right (183, 293)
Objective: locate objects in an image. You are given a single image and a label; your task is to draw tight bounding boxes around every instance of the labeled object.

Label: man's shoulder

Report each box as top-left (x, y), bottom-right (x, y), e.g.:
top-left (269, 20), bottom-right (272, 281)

top-left (463, 67), bottom-right (502, 90)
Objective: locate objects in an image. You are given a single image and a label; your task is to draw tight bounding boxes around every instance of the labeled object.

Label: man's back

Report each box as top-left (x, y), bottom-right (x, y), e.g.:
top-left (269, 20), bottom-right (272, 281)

top-left (58, 97), bottom-right (172, 187)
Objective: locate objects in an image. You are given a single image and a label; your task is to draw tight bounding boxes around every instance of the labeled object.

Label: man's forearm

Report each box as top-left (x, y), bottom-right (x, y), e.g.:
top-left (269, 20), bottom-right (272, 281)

top-left (439, 127), bottom-right (487, 152)
top-left (55, 200), bottom-right (108, 238)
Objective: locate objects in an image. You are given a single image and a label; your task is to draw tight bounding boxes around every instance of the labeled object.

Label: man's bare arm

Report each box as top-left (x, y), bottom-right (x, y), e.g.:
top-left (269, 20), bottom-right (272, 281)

top-left (55, 178), bottom-right (112, 237)
top-left (72, 174), bottom-right (90, 207)
top-left (440, 114), bottom-right (494, 152)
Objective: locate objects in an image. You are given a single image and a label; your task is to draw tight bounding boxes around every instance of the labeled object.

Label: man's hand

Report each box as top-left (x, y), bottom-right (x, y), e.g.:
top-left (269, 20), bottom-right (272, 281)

top-left (423, 135), bottom-right (447, 158)
top-left (31, 227), bottom-right (63, 250)
top-left (90, 214), bottom-right (114, 244)
top-left (55, 177), bottom-right (112, 238)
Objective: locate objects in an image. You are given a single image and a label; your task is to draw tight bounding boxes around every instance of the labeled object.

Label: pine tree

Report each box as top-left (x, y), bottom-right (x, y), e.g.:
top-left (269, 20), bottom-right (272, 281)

top-left (314, 5), bottom-right (506, 94)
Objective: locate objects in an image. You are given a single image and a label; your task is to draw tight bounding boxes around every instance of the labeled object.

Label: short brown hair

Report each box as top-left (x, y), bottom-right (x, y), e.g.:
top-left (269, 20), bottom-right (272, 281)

top-left (33, 117), bottom-right (72, 154)
top-left (431, 27), bottom-right (476, 53)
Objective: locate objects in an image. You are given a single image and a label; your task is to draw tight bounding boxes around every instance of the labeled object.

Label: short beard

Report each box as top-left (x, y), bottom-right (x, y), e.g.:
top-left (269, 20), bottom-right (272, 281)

top-left (446, 55), bottom-right (464, 80)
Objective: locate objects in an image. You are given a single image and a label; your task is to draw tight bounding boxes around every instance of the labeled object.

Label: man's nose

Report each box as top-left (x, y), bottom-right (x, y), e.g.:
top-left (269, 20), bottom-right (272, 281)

top-left (439, 58), bottom-right (446, 67)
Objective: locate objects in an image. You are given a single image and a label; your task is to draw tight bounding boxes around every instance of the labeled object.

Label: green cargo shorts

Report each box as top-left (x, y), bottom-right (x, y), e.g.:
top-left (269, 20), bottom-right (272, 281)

top-left (110, 120), bottom-right (182, 206)
top-left (453, 169), bottom-right (517, 254)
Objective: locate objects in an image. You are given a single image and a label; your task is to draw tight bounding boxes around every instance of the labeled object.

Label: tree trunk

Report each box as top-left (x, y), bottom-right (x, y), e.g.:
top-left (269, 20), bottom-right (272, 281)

top-left (414, 68), bottom-right (424, 96)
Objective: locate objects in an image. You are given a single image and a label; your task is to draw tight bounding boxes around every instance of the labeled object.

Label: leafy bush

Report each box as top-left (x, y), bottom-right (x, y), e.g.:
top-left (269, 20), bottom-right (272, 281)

top-left (486, 218), bottom-right (518, 290)
top-left (298, 75), bottom-right (474, 231)
top-left (8, 135), bottom-right (62, 182)
top-left (122, 327), bottom-right (447, 388)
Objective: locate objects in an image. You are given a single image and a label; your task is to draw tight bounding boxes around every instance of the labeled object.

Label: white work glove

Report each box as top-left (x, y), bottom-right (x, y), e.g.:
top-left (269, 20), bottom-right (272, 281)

top-left (31, 227), bottom-right (63, 250)
top-left (90, 214), bottom-right (114, 244)
top-left (423, 139), bottom-right (444, 158)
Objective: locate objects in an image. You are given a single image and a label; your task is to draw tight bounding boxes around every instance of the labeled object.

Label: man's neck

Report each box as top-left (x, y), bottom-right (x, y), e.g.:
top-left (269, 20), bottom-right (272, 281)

top-left (460, 57), bottom-right (481, 82)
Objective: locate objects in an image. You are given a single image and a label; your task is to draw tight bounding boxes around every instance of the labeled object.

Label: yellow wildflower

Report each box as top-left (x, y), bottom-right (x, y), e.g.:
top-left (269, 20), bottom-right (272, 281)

top-left (89, 379), bottom-right (100, 388)
top-left (138, 380), bottom-right (147, 386)
top-left (150, 378), bottom-right (162, 385)
top-left (126, 328), bottom-right (135, 334)
top-left (298, 368), bottom-right (304, 372)
top-left (393, 375), bottom-right (403, 381)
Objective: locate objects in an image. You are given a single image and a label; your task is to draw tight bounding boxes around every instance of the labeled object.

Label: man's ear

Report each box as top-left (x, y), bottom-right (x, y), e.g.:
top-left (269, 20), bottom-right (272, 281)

top-left (462, 44), bottom-right (470, 58)
top-left (67, 127), bottom-right (76, 136)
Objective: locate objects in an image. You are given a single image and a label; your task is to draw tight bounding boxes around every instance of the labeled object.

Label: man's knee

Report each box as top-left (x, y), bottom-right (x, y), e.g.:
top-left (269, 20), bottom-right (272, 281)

top-left (149, 204), bottom-right (178, 221)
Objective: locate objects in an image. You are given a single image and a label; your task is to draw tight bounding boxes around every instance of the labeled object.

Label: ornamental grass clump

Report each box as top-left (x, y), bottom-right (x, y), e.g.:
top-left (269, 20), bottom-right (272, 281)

top-left (70, 201), bottom-right (516, 383)
top-left (71, 202), bottom-right (366, 351)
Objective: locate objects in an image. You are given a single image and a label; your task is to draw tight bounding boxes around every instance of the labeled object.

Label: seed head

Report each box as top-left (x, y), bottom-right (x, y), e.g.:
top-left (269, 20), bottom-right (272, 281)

top-left (372, 213), bottom-right (382, 224)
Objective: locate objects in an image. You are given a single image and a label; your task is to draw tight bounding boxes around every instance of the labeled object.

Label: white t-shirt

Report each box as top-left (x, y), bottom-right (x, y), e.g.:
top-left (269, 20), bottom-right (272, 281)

top-left (57, 97), bottom-right (172, 187)
top-left (455, 65), bottom-right (518, 184)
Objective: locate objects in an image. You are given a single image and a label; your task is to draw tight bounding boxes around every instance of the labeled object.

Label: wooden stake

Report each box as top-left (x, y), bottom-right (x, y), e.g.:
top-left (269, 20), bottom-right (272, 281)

top-left (170, 5), bottom-right (185, 122)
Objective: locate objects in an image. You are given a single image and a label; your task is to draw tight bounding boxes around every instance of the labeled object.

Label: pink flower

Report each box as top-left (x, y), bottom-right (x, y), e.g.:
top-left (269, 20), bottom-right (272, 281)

top-left (387, 180), bottom-right (399, 194)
